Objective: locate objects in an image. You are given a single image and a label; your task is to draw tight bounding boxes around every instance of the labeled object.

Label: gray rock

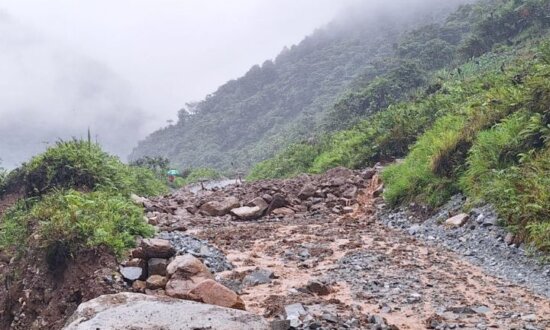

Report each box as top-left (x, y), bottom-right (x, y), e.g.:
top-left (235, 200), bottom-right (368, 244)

top-left (63, 293), bottom-right (269, 330)
top-left (140, 238), bottom-right (176, 259)
top-left (298, 183), bottom-right (317, 200)
top-left (231, 206), bottom-right (264, 220)
top-left (248, 197), bottom-right (269, 213)
top-left (119, 266), bottom-right (145, 281)
top-left (445, 214), bottom-right (469, 227)
top-left (285, 303), bottom-right (307, 328)
top-left (270, 320), bottom-right (291, 330)
top-left (322, 313), bottom-right (338, 323)
top-left (200, 196), bottom-right (241, 216)
top-left (148, 258), bottom-right (168, 276)
top-left (243, 269), bottom-right (275, 287)
top-left (306, 280), bottom-right (331, 296)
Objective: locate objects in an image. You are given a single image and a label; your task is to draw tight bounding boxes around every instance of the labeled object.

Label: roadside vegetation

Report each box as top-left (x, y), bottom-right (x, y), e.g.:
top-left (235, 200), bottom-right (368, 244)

top-left (249, 0), bottom-right (550, 251)
top-left (0, 140), bottom-right (166, 261)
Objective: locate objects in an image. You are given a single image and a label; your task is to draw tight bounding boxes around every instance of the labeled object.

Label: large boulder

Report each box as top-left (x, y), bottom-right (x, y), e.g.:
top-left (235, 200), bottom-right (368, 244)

top-left (230, 206), bottom-right (263, 220)
top-left (200, 197), bottom-right (240, 216)
top-left (298, 183), bottom-right (316, 200)
top-left (188, 279), bottom-right (245, 310)
top-left (445, 213), bottom-right (469, 227)
top-left (63, 293), bottom-right (269, 330)
top-left (247, 197), bottom-right (269, 212)
top-left (139, 238), bottom-right (176, 259)
top-left (166, 254), bottom-right (213, 279)
top-left (165, 255), bottom-right (214, 299)
top-left (266, 194), bottom-right (288, 214)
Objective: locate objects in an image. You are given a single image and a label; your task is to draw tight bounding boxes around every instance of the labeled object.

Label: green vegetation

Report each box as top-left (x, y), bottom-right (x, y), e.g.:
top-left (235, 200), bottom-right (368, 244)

top-left (2, 140), bottom-right (167, 197)
top-left (0, 140), bottom-right (166, 259)
top-left (1, 190), bottom-right (153, 257)
top-left (131, 1), bottom-right (470, 171)
top-left (175, 167), bottom-right (222, 187)
top-left (250, 0), bottom-right (550, 251)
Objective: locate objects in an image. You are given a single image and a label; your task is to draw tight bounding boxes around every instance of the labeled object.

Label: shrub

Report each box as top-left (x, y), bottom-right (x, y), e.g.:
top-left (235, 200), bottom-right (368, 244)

top-left (178, 168), bottom-right (222, 185)
top-left (0, 190), bottom-right (154, 257)
top-left (2, 140), bottom-right (167, 197)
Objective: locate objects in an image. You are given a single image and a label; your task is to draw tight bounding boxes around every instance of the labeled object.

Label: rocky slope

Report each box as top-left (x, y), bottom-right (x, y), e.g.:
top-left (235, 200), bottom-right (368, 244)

top-left (4, 166), bottom-right (549, 329)
top-left (109, 167), bottom-right (549, 329)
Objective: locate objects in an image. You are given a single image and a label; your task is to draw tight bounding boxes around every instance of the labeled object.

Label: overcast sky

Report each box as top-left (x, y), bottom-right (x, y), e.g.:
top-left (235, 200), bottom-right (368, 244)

top-left (1, 0), bottom-right (358, 130)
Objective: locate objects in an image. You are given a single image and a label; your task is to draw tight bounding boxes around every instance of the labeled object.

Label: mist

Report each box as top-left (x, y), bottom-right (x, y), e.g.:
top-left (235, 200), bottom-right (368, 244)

top-left (0, 0), bottom-right (470, 168)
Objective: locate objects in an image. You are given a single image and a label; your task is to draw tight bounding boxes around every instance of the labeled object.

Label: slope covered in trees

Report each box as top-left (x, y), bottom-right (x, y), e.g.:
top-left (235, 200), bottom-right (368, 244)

top-left (130, 0), bottom-right (468, 172)
top-left (250, 0), bottom-right (550, 250)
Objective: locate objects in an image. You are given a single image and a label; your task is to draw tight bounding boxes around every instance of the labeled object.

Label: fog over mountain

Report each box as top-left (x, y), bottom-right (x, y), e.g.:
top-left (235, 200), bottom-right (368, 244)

top-left (0, 0), bottom-right (359, 168)
top-left (0, 12), bottom-right (147, 168)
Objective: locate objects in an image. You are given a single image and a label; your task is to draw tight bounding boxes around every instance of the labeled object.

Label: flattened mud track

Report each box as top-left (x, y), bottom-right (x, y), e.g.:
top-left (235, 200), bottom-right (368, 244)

top-left (180, 176), bottom-right (550, 329)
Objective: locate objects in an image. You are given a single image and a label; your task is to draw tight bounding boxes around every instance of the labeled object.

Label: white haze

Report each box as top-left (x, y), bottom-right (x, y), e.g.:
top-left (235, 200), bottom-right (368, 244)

top-left (0, 0), bottom-right (468, 168)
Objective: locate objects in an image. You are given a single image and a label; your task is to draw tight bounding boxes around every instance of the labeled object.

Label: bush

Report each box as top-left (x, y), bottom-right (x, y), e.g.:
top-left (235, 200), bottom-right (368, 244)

top-left (2, 140), bottom-right (167, 197)
top-left (0, 190), bottom-right (154, 257)
top-left (177, 168), bottom-right (222, 186)
top-left (247, 143), bottom-right (321, 180)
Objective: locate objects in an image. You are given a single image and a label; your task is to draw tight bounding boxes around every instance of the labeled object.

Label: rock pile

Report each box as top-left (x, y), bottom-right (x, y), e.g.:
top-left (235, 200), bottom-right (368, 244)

top-left (135, 167), bottom-right (374, 232)
top-left (119, 238), bottom-right (245, 310)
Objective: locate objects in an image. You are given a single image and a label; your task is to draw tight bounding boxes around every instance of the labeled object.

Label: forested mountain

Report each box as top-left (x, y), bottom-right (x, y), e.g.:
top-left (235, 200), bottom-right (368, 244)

top-left (249, 0), bottom-right (550, 250)
top-left (130, 0), bottom-right (469, 172)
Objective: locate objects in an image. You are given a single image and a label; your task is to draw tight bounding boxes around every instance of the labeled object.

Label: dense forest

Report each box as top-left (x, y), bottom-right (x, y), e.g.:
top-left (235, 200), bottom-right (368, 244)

top-left (129, 0), bottom-right (468, 172)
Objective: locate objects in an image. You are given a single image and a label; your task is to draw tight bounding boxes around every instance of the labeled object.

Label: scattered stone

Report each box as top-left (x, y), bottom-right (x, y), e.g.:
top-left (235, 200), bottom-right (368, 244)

top-left (124, 258), bottom-right (147, 268)
top-left (445, 213), bottom-right (469, 228)
top-left (132, 280), bottom-right (147, 292)
top-left (247, 197), bottom-right (269, 213)
top-left (166, 254), bottom-right (213, 280)
top-left (322, 313), bottom-right (338, 323)
top-left (146, 275), bottom-right (168, 290)
top-left (270, 319), bottom-right (291, 330)
top-left (199, 196), bottom-right (240, 216)
top-left (148, 258), bottom-right (168, 276)
top-left (231, 206), bottom-right (264, 220)
top-left (272, 207), bottom-right (295, 217)
top-left (342, 185), bottom-right (358, 199)
top-left (158, 232), bottom-right (233, 273)
top-left (130, 194), bottom-right (147, 205)
top-left (306, 280), bottom-right (331, 296)
top-left (187, 279), bottom-right (245, 310)
top-left (140, 238), bottom-right (176, 258)
top-left (267, 194), bottom-right (288, 214)
top-left (522, 314), bottom-right (536, 322)
top-left (504, 232), bottom-right (515, 245)
top-left (285, 303), bottom-right (307, 328)
top-left (472, 306), bottom-right (491, 315)
top-left (343, 206), bottom-right (354, 214)
top-left (120, 266), bottom-right (146, 282)
top-left (298, 183), bottom-right (317, 200)
top-left (243, 269), bottom-right (275, 287)
top-left (63, 293), bottom-right (269, 329)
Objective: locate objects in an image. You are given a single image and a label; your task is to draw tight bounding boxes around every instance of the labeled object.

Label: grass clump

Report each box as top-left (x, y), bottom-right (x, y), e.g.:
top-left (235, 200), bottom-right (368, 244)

top-left (35, 190), bottom-right (154, 257)
top-left (3, 140), bottom-right (167, 197)
top-left (176, 167), bottom-right (222, 186)
top-left (0, 140), bottom-right (164, 259)
top-left (0, 190), bottom-right (154, 257)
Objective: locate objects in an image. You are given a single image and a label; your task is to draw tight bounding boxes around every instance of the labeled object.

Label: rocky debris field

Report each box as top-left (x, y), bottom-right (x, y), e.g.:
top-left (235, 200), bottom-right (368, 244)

top-left (112, 167), bottom-right (550, 330)
top-left (379, 195), bottom-right (550, 298)
top-left (5, 166), bottom-right (547, 329)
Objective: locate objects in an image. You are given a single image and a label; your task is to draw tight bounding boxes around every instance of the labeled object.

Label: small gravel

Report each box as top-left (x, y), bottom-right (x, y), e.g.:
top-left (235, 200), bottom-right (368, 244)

top-left (157, 231), bottom-right (233, 273)
top-left (377, 194), bottom-right (550, 298)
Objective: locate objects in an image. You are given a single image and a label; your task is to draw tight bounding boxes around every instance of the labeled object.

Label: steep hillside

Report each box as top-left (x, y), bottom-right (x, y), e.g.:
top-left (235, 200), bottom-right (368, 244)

top-left (250, 0), bottom-right (550, 250)
top-left (130, 1), bottom-right (469, 172)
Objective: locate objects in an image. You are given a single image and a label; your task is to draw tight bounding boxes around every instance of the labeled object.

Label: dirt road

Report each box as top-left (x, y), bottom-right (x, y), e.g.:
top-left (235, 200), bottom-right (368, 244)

top-left (181, 177), bottom-right (550, 329)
